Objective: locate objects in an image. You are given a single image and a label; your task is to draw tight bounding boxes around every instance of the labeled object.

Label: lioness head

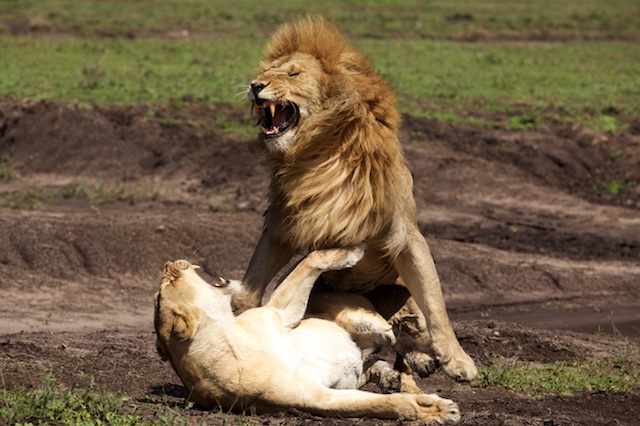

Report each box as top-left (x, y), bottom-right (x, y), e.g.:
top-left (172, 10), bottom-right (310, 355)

top-left (248, 16), bottom-right (399, 156)
top-left (154, 260), bottom-right (239, 362)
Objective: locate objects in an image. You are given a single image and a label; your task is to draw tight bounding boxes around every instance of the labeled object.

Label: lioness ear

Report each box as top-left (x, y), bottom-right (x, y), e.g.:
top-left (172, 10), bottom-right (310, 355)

top-left (172, 308), bottom-right (199, 341)
top-left (155, 337), bottom-right (169, 361)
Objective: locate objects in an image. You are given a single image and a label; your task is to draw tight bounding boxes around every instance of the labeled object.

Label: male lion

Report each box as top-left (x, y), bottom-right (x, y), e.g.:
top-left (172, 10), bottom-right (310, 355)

top-left (239, 16), bottom-right (477, 382)
top-left (154, 246), bottom-right (460, 424)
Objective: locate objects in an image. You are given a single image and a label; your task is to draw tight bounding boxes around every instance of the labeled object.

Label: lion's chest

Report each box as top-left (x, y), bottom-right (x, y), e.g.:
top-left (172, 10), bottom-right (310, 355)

top-left (270, 188), bottom-right (390, 251)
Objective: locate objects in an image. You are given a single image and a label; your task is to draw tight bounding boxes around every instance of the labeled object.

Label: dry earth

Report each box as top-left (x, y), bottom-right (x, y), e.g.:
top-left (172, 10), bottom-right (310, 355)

top-left (0, 100), bottom-right (639, 425)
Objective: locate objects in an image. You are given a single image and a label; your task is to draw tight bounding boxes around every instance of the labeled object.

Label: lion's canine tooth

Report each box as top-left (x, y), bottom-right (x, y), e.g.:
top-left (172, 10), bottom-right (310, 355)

top-left (269, 104), bottom-right (276, 117)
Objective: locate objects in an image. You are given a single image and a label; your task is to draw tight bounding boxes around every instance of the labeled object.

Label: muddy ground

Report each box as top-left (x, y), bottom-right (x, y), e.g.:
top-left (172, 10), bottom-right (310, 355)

top-left (0, 100), bottom-right (639, 425)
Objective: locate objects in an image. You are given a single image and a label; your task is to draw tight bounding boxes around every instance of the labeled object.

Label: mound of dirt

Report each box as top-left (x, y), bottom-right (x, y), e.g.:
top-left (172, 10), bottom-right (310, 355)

top-left (1, 100), bottom-right (638, 425)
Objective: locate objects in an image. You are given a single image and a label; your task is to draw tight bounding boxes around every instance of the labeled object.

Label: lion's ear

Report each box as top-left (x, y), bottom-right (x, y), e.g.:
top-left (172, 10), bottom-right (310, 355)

top-left (172, 308), bottom-right (199, 341)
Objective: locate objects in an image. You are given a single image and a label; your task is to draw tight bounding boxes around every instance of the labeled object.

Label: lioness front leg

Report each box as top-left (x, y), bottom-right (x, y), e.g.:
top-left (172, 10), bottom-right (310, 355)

top-left (395, 227), bottom-right (477, 381)
top-left (266, 245), bottom-right (366, 329)
top-left (234, 228), bottom-right (294, 312)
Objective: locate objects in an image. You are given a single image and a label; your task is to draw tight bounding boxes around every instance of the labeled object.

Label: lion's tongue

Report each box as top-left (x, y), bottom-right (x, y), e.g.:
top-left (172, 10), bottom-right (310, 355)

top-left (272, 105), bottom-right (291, 128)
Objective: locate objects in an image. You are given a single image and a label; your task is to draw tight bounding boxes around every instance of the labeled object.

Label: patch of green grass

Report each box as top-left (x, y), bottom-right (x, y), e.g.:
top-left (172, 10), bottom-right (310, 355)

top-left (604, 179), bottom-right (635, 196)
top-left (46, 181), bottom-right (88, 204)
top-left (587, 114), bottom-right (624, 134)
top-left (0, 189), bottom-right (41, 210)
top-left (214, 114), bottom-right (255, 138)
top-left (0, 1), bottom-right (639, 129)
top-left (0, 36), bottom-right (261, 105)
top-left (0, 374), bottom-right (144, 425)
top-left (367, 39), bottom-right (640, 127)
top-left (1, 0), bottom-right (638, 40)
top-left (506, 114), bottom-right (538, 131)
top-left (0, 180), bottom-right (160, 212)
top-left (85, 180), bottom-right (160, 212)
top-left (478, 356), bottom-right (639, 397)
top-left (1, 35), bottom-right (638, 129)
top-left (0, 153), bottom-right (16, 180)
top-left (610, 150), bottom-right (624, 161)
top-left (1, 373), bottom-right (263, 425)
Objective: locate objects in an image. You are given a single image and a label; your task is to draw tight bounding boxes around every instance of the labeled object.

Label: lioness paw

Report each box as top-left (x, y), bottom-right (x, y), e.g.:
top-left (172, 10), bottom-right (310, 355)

top-left (311, 243), bottom-right (366, 271)
top-left (414, 394), bottom-right (460, 425)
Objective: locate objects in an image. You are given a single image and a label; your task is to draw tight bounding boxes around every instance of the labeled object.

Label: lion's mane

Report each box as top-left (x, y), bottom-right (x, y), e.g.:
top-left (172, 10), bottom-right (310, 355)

top-left (262, 16), bottom-right (409, 254)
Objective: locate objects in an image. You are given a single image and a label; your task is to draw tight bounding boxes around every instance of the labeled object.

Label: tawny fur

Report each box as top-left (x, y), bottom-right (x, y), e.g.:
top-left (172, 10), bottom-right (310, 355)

top-left (260, 17), bottom-right (404, 253)
top-left (241, 16), bottom-right (478, 382)
top-left (154, 249), bottom-right (460, 424)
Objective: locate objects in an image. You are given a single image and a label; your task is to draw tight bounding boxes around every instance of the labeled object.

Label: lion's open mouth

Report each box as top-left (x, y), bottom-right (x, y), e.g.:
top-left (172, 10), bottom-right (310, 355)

top-left (254, 100), bottom-right (299, 138)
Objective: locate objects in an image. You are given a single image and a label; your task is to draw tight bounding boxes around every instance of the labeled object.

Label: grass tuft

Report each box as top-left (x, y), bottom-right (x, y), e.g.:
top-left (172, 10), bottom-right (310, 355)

top-left (1, 374), bottom-right (142, 425)
top-left (1, 1), bottom-right (639, 128)
top-left (0, 153), bottom-right (16, 180)
top-left (0, 180), bottom-right (160, 212)
top-left (478, 356), bottom-right (639, 397)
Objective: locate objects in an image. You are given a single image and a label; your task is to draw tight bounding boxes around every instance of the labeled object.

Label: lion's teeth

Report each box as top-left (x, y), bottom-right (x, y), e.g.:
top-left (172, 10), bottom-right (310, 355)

top-left (269, 104), bottom-right (276, 117)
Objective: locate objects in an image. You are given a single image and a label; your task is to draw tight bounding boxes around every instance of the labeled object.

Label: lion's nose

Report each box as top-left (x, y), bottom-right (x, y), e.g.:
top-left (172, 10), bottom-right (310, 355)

top-left (250, 82), bottom-right (267, 101)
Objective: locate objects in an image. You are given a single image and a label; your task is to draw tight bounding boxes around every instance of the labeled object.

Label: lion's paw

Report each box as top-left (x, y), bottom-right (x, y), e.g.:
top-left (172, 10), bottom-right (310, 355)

top-left (405, 350), bottom-right (438, 378)
top-left (441, 351), bottom-right (478, 382)
top-left (414, 394), bottom-right (460, 425)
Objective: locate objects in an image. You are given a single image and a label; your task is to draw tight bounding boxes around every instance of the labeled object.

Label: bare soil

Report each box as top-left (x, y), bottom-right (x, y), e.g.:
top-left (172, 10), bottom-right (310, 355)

top-left (1, 100), bottom-right (639, 425)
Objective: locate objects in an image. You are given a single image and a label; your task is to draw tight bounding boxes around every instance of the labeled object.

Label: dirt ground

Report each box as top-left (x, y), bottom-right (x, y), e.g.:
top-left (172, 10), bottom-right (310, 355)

top-left (0, 100), bottom-right (639, 425)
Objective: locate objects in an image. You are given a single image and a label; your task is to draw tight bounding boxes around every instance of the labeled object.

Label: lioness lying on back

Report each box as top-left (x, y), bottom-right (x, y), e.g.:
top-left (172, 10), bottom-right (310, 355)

top-left (154, 246), bottom-right (460, 424)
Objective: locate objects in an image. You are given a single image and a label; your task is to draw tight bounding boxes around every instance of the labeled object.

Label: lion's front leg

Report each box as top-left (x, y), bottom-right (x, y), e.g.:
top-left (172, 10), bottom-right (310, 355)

top-left (234, 228), bottom-right (294, 313)
top-left (394, 226), bottom-right (478, 382)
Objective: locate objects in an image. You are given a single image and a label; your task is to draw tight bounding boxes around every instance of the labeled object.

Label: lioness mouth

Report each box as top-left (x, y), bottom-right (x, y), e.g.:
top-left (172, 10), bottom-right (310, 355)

top-left (255, 100), bottom-right (299, 138)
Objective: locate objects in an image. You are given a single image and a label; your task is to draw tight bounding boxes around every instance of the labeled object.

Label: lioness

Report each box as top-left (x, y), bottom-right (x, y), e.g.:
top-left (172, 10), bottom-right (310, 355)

top-left (154, 247), bottom-right (460, 424)
top-left (239, 16), bottom-right (477, 382)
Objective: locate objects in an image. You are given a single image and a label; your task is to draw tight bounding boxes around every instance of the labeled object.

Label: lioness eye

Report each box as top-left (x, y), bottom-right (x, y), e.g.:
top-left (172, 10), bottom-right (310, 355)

top-left (288, 71), bottom-right (299, 77)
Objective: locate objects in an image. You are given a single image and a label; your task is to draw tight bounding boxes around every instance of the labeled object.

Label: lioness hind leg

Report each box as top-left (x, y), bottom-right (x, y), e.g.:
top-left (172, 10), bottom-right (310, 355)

top-left (366, 284), bottom-right (438, 383)
top-left (307, 291), bottom-right (395, 350)
top-left (392, 299), bottom-right (439, 378)
top-left (301, 388), bottom-right (460, 425)
top-left (412, 394), bottom-right (461, 425)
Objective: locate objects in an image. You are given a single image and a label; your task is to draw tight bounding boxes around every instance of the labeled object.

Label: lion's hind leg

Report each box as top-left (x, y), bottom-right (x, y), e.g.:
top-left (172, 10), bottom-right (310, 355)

top-left (307, 291), bottom-right (413, 394)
